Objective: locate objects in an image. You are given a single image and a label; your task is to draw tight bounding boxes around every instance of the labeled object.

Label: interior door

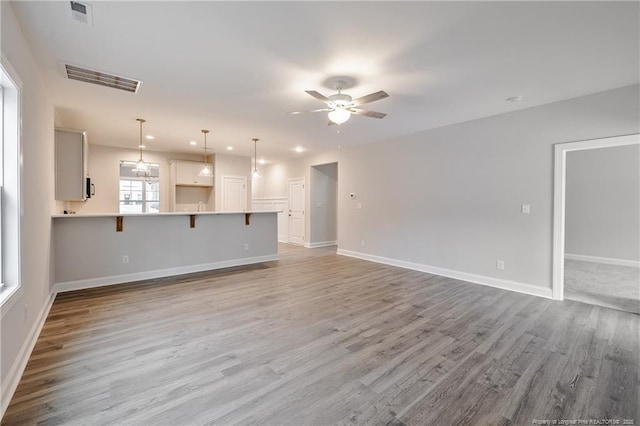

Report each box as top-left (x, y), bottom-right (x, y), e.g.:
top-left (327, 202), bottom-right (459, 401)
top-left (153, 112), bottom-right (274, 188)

top-left (222, 176), bottom-right (247, 211)
top-left (288, 178), bottom-right (305, 245)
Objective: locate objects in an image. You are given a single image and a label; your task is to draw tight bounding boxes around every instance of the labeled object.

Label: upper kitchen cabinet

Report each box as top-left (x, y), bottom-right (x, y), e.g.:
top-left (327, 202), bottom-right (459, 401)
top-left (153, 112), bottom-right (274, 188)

top-left (55, 128), bottom-right (92, 201)
top-left (171, 160), bottom-right (213, 187)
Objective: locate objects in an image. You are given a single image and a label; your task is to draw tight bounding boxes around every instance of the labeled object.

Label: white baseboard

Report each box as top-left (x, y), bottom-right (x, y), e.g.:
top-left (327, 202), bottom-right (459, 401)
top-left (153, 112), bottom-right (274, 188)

top-left (278, 236), bottom-right (289, 243)
top-left (304, 240), bottom-right (338, 249)
top-left (1, 290), bottom-right (56, 418)
top-left (565, 253), bottom-right (640, 268)
top-left (54, 254), bottom-right (279, 293)
top-left (337, 249), bottom-right (553, 300)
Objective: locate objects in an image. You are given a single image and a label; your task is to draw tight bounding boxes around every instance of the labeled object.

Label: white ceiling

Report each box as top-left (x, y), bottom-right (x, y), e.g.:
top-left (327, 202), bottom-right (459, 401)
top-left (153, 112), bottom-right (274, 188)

top-left (11, 1), bottom-right (639, 163)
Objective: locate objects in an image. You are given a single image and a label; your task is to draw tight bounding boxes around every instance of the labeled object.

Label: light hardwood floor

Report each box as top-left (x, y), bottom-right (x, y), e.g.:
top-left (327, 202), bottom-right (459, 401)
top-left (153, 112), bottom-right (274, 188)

top-left (3, 244), bottom-right (639, 425)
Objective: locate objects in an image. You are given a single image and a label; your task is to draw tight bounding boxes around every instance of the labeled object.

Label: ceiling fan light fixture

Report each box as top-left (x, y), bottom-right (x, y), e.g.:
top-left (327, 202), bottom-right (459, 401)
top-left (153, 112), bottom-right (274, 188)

top-left (328, 107), bottom-right (351, 124)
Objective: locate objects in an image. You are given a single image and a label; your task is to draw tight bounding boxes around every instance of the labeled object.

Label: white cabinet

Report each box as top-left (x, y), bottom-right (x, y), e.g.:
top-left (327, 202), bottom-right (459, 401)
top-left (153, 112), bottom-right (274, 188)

top-left (168, 160), bottom-right (214, 212)
top-left (174, 161), bottom-right (213, 187)
top-left (55, 128), bottom-right (89, 201)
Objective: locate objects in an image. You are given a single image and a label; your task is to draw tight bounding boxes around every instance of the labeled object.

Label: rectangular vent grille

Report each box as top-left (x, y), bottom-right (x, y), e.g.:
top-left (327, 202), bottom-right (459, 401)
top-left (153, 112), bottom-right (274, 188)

top-left (64, 64), bottom-right (141, 93)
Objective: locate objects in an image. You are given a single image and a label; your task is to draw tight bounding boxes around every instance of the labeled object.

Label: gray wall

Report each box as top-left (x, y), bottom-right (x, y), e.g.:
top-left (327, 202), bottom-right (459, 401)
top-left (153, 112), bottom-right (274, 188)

top-left (310, 163), bottom-right (338, 244)
top-left (1, 1), bottom-right (55, 409)
top-left (53, 213), bottom-right (277, 286)
top-left (566, 144), bottom-right (640, 261)
top-left (259, 84), bottom-right (640, 290)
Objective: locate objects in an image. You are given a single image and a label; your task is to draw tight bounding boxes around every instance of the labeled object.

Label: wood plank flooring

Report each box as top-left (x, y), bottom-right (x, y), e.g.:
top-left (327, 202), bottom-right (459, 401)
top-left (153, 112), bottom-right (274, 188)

top-left (3, 244), bottom-right (639, 425)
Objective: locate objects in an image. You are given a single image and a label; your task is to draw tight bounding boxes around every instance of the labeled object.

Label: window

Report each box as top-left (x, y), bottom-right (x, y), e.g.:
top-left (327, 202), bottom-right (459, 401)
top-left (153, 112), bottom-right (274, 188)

top-left (119, 161), bottom-right (160, 213)
top-left (1, 56), bottom-right (22, 309)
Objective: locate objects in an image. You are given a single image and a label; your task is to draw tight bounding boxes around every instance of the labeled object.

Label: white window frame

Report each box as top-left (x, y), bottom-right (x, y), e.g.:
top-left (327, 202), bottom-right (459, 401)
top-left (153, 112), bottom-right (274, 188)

top-left (118, 161), bottom-right (160, 214)
top-left (0, 54), bottom-right (23, 313)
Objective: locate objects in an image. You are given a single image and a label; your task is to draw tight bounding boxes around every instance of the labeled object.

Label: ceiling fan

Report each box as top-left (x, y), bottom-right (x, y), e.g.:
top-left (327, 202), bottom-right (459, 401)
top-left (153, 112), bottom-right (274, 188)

top-left (290, 80), bottom-right (389, 125)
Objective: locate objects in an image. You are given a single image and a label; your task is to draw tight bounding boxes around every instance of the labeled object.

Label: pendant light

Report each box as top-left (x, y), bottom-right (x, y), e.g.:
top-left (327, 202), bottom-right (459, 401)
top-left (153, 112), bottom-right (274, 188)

top-left (133, 118), bottom-right (149, 175)
top-left (252, 138), bottom-right (259, 178)
top-left (198, 129), bottom-right (213, 177)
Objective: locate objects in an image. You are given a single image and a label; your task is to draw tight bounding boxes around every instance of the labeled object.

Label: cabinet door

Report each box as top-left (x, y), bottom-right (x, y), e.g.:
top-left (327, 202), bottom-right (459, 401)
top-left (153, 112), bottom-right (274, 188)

top-left (176, 162), bottom-right (213, 186)
top-left (55, 129), bottom-right (87, 201)
top-left (175, 162), bottom-right (198, 185)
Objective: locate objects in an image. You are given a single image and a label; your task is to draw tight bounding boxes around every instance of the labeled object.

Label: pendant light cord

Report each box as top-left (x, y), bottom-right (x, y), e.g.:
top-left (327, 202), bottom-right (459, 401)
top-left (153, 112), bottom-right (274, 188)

top-left (137, 118), bottom-right (146, 161)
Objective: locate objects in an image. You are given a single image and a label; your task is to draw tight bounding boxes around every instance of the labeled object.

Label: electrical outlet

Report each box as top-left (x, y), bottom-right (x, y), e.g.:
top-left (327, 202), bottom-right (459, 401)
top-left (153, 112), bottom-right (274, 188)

top-left (122, 255), bottom-right (129, 264)
top-left (361, 239), bottom-right (365, 247)
top-left (244, 243), bottom-right (249, 250)
top-left (521, 204), bottom-right (531, 214)
top-left (496, 260), bottom-right (505, 270)
top-left (357, 203), bottom-right (362, 210)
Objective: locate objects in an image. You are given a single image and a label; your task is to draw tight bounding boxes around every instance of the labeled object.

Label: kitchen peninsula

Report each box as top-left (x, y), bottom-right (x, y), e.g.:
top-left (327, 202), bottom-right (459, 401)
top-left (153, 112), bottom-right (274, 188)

top-left (52, 211), bottom-right (278, 292)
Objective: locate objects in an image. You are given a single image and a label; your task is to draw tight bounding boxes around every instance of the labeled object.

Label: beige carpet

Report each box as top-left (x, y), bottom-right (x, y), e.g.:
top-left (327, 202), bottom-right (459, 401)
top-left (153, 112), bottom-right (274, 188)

top-left (565, 258), bottom-right (640, 314)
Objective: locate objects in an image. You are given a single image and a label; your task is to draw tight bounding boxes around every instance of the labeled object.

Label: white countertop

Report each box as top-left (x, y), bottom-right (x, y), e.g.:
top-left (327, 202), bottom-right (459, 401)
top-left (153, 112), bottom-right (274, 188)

top-left (52, 211), bottom-right (280, 218)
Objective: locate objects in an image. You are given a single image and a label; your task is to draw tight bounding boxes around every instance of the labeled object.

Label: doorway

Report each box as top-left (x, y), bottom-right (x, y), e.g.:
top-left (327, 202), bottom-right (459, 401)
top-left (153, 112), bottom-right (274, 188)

top-left (553, 134), bottom-right (639, 313)
top-left (222, 175), bottom-right (247, 211)
top-left (288, 178), bottom-right (305, 245)
top-left (309, 163), bottom-right (338, 248)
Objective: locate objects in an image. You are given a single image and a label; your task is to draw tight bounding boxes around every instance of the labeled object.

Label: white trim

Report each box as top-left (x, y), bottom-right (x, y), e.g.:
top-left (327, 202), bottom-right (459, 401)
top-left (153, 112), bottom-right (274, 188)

top-left (565, 253), bottom-right (640, 268)
top-left (54, 254), bottom-right (279, 293)
top-left (337, 249), bottom-right (553, 300)
top-left (304, 240), bottom-right (337, 248)
top-left (1, 55), bottom-right (23, 307)
top-left (0, 284), bottom-right (23, 318)
top-left (1, 290), bottom-right (55, 418)
top-left (552, 134), bottom-right (640, 300)
top-left (252, 197), bottom-right (287, 201)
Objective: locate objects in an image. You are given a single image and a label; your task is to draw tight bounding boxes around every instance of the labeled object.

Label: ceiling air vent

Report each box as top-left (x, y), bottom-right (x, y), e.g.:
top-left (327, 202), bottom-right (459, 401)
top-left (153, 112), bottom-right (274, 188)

top-left (64, 64), bottom-right (142, 93)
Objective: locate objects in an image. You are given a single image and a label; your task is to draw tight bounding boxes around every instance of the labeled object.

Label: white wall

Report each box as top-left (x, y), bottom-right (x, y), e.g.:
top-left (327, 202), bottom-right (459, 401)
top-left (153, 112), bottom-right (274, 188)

top-left (214, 153), bottom-right (252, 211)
top-left (566, 144), bottom-right (640, 261)
top-left (64, 144), bottom-right (204, 214)
top-left (260, 84), bottom-right (640, 292)
top-left (310, 163), bottom-right (337, 245)
top-left (0, 2), bottom-right (55, 414)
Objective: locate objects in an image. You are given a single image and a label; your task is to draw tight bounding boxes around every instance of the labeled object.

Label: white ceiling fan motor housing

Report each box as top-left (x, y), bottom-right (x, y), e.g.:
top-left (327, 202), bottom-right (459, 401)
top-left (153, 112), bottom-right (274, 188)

top-left (328, 93), bottom-right (352, 107)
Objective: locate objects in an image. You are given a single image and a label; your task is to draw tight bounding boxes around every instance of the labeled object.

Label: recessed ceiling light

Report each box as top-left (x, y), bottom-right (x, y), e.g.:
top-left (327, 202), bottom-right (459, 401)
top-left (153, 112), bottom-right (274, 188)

top-left (190, 141), bottom-right (197, 146)
top-left (226, 146), bottom-right (233, 151)
top-left (259, 159), bottom-right (265, 164)
top-left (505, 96), bottom-right (524, 102)
top-left (295, 146), bottom-right (304, 153)
top-left (139, 144), bottom-right (146, 149)
top-left (145, 135), bottom-right (154, 140)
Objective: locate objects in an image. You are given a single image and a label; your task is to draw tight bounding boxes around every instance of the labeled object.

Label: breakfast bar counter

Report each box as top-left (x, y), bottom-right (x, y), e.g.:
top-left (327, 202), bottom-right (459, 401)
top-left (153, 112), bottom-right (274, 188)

top-left (52, 211), bottom-right (278, 292)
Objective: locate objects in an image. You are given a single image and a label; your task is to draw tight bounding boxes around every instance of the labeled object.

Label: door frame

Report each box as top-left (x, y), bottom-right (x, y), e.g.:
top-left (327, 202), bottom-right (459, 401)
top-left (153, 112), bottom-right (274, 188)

top-left (222, 175), bottom-right (247, 212)
top-left (552, 133), bottom-right (639, 300)
top-left (288, 177), bottom-right (305, 245)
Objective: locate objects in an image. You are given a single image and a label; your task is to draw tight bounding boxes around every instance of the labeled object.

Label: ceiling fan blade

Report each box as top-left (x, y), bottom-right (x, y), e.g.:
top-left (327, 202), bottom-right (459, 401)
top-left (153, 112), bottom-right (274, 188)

top-left (305, 90), bottom-right (331, 103)
top-left (351, 90), bottom-right (389, 106)
top-left (348, 108), bottom-right (387, 119)
top-left (289, 108), bottom-right (332, 115)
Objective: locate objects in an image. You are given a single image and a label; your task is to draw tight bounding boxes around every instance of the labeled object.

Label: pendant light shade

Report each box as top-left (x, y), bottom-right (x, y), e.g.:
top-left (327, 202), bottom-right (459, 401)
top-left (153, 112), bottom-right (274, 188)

top-left (133, 118), bottom-right (149, 174)
top-left (252, 138), bottom-right (259, 178)
top-left (328, 107), bottom-right (351, 125)
top-left (199, 129), bottom-right (213, 177)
